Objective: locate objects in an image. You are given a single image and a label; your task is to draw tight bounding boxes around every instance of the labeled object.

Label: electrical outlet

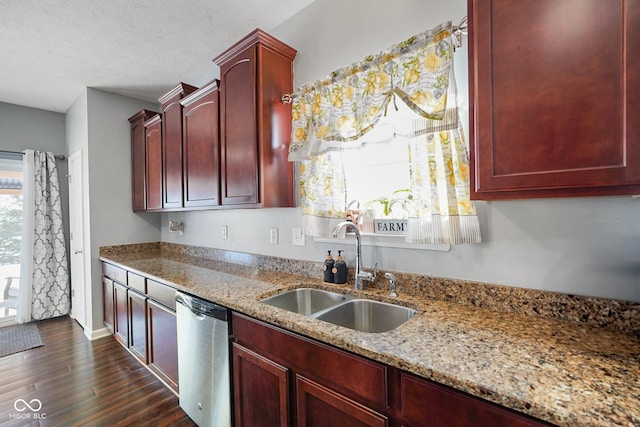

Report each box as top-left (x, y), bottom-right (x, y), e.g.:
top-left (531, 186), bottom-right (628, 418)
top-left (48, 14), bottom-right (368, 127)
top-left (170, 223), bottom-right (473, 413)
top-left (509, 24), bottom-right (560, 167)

top-left (292, 227), bottom-right (306, 246)
top-left (270, 227), bottom-right (279, 244)
top-left (221, 225), bottom-right (228, 240)
top-left (169, 220), bottom-right (182, 233)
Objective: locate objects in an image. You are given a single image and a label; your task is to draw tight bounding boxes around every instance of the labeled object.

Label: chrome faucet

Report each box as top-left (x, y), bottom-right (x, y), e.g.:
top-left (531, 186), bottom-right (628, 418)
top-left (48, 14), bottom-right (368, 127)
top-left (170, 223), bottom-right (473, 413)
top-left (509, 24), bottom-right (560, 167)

top-left (331, 221), bottom-right (376, 291)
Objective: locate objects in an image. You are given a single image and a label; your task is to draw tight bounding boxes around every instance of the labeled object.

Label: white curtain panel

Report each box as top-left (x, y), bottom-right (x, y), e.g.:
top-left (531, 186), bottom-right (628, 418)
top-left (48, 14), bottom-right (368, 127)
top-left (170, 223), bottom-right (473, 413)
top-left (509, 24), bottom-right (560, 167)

top-left (18, 150), bottom-right (70, 322)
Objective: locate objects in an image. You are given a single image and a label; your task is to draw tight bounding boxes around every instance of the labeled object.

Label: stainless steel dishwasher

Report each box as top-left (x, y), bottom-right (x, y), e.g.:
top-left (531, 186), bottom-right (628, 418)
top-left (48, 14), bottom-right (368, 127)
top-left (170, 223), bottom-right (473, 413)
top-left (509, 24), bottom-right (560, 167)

top-left (176, 292), bottom-right (231, 427)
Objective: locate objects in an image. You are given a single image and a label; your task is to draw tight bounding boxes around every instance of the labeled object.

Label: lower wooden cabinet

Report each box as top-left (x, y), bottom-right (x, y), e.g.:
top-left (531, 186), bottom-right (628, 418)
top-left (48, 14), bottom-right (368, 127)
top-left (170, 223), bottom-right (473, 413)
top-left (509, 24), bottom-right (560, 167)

top-left (148, 299), bottom-right (178, 392)
top-left (101, 262), bottom-right (178, 394)
top-left (233, 312), bottom-right (549, 427)
top-left (296, 375), bottom-right (387, 427)
top-left (232, 313), bottom-right (388, 426)
top-left (233, 343), bottom-right (289, 427)
top-left (397, 371), bottom-right (549, 427)
top-left (113, 282), bottom-right (129, 347)
top-left (128, 289), bottom-right (148, 364)
top-left (102, 277), bottom-right (114, 334)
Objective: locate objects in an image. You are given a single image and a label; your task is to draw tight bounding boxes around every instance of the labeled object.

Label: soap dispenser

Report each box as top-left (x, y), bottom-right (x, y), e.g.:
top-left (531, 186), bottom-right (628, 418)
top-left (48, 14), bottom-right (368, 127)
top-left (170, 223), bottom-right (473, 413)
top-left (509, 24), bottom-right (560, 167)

top-left (333, 250), bottom-right (348, 284)
top-left (323, 250), bottom-right (335, 283)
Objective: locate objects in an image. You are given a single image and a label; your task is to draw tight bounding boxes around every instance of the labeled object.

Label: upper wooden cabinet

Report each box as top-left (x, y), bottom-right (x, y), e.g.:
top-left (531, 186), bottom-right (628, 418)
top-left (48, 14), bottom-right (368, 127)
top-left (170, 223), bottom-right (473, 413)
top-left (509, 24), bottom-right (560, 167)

top-left (180, 79), bottom-right (221, 208)
top-left (214, 29), bottom-right (297, 208)
top-left (469, 0), bottom-right (640, 199)
top-left (128, 109), bottom-right (156, 212)
top-left (129, 30), bottom-right (297, 212)
top-left (143, 114), bottom-right (163, 211)
top-left (158, 83), bottom-right (198, 210)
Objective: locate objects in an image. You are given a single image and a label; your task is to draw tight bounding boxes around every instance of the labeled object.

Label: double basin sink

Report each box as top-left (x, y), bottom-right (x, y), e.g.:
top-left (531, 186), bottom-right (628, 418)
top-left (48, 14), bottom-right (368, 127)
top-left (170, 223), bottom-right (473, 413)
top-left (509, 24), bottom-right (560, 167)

top-left (260, 287), bottom-right (417, 333)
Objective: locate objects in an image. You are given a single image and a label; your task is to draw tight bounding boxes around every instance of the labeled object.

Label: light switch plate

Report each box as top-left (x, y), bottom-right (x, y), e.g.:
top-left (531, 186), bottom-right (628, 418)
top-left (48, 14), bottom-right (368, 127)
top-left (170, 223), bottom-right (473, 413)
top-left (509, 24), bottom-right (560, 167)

top-left (270, 227), bottom-right (279, 244)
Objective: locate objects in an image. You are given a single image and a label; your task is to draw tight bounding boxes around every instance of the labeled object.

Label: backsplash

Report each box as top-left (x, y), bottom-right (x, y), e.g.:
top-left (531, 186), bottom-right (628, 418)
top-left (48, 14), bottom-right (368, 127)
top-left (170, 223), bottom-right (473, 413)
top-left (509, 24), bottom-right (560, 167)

top-left (100, 242), bottom-right (640, 336)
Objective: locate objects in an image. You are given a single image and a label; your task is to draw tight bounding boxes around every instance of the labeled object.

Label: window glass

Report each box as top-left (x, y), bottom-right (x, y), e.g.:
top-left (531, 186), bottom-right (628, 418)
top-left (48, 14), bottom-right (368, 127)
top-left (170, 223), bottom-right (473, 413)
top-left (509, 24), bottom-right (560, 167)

top-left (340, 102), bottom-right (414, 221)
top-left (0, 155), bottom-right (22, 320)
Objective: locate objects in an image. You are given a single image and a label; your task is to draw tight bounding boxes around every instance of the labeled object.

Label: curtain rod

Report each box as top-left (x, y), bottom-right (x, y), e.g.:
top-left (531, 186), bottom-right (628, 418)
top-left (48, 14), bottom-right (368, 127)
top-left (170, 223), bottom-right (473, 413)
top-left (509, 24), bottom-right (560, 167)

top-left (0, 149), bottom-right (67, 160)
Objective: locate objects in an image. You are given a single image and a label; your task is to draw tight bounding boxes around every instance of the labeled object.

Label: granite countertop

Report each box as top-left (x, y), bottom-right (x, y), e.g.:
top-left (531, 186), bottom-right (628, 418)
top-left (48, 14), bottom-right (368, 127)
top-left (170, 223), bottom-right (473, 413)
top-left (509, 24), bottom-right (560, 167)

top-left (100, 251), bottom-right (640, 427)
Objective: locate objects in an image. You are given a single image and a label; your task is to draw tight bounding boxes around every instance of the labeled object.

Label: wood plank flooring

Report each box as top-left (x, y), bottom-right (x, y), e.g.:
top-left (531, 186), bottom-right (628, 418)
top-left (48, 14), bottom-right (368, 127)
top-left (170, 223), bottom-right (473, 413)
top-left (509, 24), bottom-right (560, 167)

top-left (0, 316), bottom-right (196, 426)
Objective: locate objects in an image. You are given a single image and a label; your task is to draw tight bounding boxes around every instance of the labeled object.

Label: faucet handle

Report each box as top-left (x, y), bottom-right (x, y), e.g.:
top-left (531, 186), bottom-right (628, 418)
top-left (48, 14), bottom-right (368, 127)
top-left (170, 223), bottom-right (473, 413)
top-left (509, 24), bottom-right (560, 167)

top-left (384, 273), bottom-right (397, 297)
top-left (372, 262), bottom-right (378, 281)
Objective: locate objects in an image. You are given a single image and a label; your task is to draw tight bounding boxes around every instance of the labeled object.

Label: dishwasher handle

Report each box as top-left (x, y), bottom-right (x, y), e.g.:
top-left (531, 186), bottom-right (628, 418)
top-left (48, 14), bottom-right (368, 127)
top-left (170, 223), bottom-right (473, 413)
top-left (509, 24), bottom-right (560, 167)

top-left (176, 292), bottom-right (228, 321)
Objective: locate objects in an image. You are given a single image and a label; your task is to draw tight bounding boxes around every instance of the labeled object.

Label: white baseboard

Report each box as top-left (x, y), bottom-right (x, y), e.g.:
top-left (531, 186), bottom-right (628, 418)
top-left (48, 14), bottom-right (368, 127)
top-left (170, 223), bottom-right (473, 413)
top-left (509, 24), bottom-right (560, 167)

top-left (85, 326), bottom-right (111, 341)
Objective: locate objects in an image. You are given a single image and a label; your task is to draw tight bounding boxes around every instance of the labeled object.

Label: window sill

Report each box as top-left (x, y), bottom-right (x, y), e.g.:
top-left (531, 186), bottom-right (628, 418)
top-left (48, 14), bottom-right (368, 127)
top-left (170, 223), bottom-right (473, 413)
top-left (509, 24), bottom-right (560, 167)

top-left (314, 233), bottom-right (451, 252)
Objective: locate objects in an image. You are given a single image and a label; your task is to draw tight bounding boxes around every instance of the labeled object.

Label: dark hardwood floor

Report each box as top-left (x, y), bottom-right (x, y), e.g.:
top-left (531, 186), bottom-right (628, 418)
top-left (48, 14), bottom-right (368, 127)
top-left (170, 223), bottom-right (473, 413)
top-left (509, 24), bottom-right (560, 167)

top-left (0, 316), bottom-right (196, 426)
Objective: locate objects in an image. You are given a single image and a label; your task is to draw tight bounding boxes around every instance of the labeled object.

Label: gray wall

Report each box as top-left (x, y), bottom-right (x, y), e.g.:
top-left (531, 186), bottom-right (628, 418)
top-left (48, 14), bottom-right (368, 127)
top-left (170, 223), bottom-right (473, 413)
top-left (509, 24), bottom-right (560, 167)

top-left (0, 101), bottom-right (70, 262)
top-left (161, 0), bottom-right (640, 302)
top-left (66, 89), bottom-right (161, 332)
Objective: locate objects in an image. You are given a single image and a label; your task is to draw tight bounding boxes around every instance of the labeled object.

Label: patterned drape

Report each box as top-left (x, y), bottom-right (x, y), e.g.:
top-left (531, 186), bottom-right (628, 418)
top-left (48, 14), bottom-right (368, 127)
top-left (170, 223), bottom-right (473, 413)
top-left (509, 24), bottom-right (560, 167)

top-left (19, 150), bottom-right (70, 322)
top-left (288, 21), bottom-right (481, 244)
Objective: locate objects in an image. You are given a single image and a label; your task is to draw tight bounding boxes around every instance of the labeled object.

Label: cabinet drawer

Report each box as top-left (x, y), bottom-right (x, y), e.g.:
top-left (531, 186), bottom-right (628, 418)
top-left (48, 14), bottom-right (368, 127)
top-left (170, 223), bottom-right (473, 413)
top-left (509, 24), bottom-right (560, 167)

top-left (127, 272), bottom-right (146, 293)
top-left (102, 263), bottom-right (127, 284)
top-left (147, 279), bottom-right (176, 310)
top-left (233, 313), bottom-right (388, 410)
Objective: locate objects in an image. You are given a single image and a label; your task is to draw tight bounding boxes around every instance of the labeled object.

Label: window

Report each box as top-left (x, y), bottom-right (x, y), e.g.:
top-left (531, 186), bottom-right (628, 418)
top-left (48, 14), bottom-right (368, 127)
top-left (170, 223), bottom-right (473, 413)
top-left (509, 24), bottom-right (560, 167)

top-left (289, 22), bottom-right (481, 245)
top-left (0, 154), bottom-right (22, 321)
top-left (340, 101), bottom-right (415, 222)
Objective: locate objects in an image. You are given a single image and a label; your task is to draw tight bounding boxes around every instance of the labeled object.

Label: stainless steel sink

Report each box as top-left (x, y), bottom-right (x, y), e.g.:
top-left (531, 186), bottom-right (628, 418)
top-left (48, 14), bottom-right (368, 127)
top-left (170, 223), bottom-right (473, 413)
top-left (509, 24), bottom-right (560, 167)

top-left (260, 288), bottom-right (349, 315)
top-left (313, 299), bottom-right (416, 333)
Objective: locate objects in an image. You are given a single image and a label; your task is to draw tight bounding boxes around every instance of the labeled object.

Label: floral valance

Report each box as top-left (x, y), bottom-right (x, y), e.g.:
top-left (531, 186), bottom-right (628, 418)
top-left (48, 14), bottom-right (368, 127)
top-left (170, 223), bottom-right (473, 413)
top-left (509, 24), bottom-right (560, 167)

top-left (289, 21), bottom-right (454, 161)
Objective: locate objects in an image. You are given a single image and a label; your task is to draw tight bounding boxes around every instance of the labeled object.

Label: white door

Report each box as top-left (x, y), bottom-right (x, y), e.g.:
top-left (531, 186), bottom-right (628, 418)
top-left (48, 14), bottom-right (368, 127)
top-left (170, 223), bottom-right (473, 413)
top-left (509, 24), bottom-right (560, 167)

top-left (68, 151), bottom-right (86, 328)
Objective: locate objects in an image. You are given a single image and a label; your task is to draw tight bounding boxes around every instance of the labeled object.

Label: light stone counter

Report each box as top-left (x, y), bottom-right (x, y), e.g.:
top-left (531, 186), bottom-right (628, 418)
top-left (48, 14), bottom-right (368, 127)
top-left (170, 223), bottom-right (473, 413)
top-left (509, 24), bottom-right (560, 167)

top-left (100, 246), bottom-right (640, 427)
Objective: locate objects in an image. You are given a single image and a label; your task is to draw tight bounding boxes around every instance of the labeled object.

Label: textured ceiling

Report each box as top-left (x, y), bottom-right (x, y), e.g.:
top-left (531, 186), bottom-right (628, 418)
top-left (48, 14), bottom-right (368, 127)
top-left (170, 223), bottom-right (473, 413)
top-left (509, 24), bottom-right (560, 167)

top-left (0, 0), bottom-right (315, 113)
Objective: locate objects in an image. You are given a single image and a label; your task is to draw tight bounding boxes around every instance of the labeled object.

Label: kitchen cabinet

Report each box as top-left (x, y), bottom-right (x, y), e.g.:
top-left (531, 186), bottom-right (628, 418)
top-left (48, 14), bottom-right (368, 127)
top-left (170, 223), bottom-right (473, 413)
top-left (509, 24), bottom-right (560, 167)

top-left (159, 83), bottom-right (198, 210)
top-left (128, 109), bottom-right (157, 212)
top-left (147, 299), bottom-right (178, 392)
top-left (233, 312), bottom-right (549, 427)
top-left (232, 343), bottom-right (290, 427)
top-left (296, 375), bottom-right (387, 427)
top-left (127, 288), bottom-right (148, 364)
top-left (468, 0), bottom-right (640, 199)
top-left (180, 79), bottom-right (221, 208)
top-left (113, 281), bottom-right (129, 347)
top-left (102, 277), bottom-right (114, 334)
top-left (101, 263), bottom-right (178, 393)
top-left (102, 263), bottom-right (126, 336)
top-left (396, 371), bottom-right (548, 427)
top-left (232, 313), bottom-right (388, 426)
top-left (143, 114), bottom-right (163, 211)
top-left (214, 29), bottom-right (297, 208)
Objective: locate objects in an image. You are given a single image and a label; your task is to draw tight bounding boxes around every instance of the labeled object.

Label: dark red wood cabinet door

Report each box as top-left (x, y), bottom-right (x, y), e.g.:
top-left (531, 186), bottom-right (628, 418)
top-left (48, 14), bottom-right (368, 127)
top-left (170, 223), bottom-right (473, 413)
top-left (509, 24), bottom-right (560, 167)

top-left (102, 277), bottom-right (114, 334)
top-left (144, 115), bottom-right (163, 211)
top-left (129, 112), bottom-right (148, 211)
top-left (127, 289), bottom-right (148, 364)
top-left (219, 46), bottom-right (259, 205)
top-left (469, 0), bottom-right (640, 199)
top-left (181, 82), bottom-right (221, 208)
top-left (296, 375), bottom-right (387, 427)
top-left (398, 372), bottom-right (549, 427)
top-left (147, 299), bottom-right (178, 392)
top-left (232, 343), bottom-right (289, 427)
top-left (113, 282), bottom-right (129, 347)
top-left (162, 101), bottom-right (184, 209)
